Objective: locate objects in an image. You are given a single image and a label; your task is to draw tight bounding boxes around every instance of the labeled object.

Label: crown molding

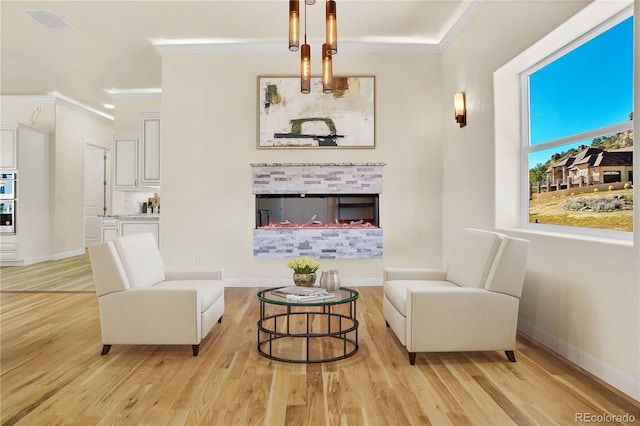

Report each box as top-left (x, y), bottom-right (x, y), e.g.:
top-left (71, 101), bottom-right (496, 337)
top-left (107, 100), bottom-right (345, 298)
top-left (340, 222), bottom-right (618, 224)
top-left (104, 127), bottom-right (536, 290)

top-left (0, 94), bottom-right (113, 122)
top-left (108, 90), bottom-right (162, 99)
top-left (0, 95), bottom-right (56, 104)
top-left (53, 94), bottom-right (114, 122)
top-left (154, 39), bottom-right (448, 55)
top-left (438, 0), bottom-right (487, 51)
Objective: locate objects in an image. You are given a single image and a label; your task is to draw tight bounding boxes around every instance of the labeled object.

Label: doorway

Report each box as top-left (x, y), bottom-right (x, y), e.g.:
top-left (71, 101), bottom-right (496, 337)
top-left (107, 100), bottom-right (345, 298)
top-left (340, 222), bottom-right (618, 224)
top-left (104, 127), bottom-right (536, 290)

top-left (84, 141), bottom-right (111, 248)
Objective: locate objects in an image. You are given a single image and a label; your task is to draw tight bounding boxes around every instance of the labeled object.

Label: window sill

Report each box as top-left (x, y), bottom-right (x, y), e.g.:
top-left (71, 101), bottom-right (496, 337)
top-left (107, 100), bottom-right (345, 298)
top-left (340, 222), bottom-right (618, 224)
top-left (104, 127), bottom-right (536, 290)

top-left (496, 227), bottom-right (634, 247)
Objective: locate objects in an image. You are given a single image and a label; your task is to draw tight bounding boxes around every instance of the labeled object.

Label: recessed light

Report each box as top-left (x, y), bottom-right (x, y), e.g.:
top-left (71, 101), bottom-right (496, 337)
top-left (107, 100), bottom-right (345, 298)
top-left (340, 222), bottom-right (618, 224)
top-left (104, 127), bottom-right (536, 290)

top-left (103, 104), bottom-right (115, 110)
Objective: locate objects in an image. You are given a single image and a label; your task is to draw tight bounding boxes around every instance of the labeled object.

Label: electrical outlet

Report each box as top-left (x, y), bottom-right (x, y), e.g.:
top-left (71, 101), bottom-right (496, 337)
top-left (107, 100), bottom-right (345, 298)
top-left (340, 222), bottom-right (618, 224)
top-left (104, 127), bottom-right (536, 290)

top-left (58, 238), bottom-right (65, 247)
top-left (192, 254), bottom-right (200, 264)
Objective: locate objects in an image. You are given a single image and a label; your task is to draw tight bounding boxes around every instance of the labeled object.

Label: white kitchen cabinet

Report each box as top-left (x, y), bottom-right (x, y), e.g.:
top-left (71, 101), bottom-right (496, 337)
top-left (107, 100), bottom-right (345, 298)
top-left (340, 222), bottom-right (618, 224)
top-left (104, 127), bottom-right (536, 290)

top-left (0, 127), bottom-right (17, 170)
top-left (112, 112), bottom-right (160, 189)
top-left (113, 134), bottom-right (138, 188)
top-left (101, 218), bottom-right (119, 242)
top-left (119, 220), bottom-right (159, 247)
top-left (139, 113), bottom-right (161, 187)
top-left (0, 241), bottom-right (18, 260)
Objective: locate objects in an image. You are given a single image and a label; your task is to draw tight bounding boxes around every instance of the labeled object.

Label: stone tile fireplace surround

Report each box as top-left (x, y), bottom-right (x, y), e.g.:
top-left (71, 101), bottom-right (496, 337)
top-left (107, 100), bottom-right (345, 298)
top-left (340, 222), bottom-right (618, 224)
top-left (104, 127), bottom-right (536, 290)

top-left (252, 163), bottom-right (385, 259)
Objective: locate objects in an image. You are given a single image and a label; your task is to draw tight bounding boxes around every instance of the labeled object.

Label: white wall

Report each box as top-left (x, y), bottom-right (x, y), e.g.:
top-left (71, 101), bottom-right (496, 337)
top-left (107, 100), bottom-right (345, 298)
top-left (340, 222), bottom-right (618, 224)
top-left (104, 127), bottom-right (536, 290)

top-left (441, 0), bottom-right (639, 400)
top-left (113, 96), bottom-right (161, 133)
top-left (0, 98), bottom-right (56, 130)
top-left (160, 51), bottom-right (443, 285)
top-left (53, 103), bottom-right (113, 256)
top-left (1, 97), bottom-right (114, 259)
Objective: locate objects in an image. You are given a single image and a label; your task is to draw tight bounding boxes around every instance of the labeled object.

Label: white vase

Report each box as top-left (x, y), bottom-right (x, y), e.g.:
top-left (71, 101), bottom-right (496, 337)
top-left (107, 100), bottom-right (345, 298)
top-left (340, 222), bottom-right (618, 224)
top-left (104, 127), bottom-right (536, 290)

top-left (320, 270), bottom-right (341, 291)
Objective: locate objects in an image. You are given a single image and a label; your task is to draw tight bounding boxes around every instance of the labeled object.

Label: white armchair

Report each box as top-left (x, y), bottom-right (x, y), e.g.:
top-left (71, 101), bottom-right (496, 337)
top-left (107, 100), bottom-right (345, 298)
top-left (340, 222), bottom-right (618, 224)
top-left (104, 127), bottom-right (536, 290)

top-left (383, 228), bottom-right (530, 364)
top-left (88, 233), bottom-right (225, 356)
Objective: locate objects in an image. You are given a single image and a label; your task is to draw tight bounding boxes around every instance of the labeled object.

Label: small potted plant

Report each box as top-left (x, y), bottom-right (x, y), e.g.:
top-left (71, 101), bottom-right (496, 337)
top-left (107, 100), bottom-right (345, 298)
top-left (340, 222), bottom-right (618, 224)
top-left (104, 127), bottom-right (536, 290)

top-left (287, 256), bottom-right (320, 287)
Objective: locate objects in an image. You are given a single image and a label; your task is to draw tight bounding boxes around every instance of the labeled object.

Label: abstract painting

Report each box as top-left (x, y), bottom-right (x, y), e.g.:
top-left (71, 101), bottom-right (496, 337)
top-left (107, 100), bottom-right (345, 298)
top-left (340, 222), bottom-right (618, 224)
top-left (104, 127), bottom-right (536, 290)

top-left (258, 76), bottom-right (375, 148)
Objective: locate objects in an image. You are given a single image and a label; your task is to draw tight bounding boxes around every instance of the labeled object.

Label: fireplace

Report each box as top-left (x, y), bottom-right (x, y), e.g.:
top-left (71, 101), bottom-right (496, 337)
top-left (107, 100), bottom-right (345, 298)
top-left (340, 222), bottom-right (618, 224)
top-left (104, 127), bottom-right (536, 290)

top-left (255, 194), bottom-right (379, 228)
top-left (251, 163), bottom-right (385, 259)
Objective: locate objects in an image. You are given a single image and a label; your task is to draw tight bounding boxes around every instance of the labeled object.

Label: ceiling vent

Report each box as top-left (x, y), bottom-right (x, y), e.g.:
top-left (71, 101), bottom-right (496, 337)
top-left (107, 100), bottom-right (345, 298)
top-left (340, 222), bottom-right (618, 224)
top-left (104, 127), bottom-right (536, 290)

top-left (23, 10), bottom-right (75, 30)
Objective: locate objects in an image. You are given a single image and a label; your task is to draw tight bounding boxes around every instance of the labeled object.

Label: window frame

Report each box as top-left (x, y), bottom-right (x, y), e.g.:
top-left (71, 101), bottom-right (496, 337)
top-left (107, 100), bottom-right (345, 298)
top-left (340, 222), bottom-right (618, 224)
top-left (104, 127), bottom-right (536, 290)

top-left (519, 8), bottom-right (634, 241)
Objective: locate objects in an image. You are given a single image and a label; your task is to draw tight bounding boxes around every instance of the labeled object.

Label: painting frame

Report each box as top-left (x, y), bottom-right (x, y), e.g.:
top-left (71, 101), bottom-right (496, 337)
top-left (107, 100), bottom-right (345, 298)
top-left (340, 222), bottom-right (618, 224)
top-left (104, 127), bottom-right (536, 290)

top-left (257, 75), bottom-right (376, 149)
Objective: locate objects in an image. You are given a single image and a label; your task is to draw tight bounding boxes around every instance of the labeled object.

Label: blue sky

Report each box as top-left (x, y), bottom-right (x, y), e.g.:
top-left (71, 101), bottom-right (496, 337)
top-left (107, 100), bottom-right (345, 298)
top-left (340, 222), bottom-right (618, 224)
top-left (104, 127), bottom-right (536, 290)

top-left (528, 16), bottom-right (633, 168)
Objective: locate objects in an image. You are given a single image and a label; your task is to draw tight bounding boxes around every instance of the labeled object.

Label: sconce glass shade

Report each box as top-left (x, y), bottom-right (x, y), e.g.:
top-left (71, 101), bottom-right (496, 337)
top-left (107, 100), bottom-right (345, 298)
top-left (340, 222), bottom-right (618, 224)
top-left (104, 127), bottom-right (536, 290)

top-left (322, 43), bottom-right (333, 93)
top-left (326, 0), bottom-right (337, 54)
top-left (305, 0), bottom-right (316, 4)
top-left (289, 0), bottom-right (300, 51)
top-left (454, 92), bottom-right (466, 127)
top-left (301, 43), bottom-right (311, 94)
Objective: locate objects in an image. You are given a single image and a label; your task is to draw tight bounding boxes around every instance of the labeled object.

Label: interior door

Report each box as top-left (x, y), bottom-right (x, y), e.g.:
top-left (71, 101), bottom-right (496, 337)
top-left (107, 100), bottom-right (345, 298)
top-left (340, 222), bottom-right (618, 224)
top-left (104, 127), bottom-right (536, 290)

top-left (84, 146), bottom-right (106, 247)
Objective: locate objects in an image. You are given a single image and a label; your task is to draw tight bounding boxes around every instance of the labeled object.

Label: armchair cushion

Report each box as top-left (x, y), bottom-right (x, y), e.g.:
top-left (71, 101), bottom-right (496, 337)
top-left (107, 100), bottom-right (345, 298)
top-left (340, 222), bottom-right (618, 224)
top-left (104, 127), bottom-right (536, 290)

top-left (153, 280), bottom-right (224, 313)
top-left (90, 240), bottom-right (131, 296)
top-left (446, 229), bottom-right (502, 288)
top-left (384, 279), bottom-right (458, 316)
top-left (114, 233), bottom-right (166, 288)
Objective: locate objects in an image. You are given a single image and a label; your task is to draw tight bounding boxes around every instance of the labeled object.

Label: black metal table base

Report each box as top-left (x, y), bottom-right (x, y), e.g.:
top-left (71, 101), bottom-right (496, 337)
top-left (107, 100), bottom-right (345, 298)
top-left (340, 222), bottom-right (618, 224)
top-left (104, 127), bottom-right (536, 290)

top-left (257, 294), bottom-right (359, 363)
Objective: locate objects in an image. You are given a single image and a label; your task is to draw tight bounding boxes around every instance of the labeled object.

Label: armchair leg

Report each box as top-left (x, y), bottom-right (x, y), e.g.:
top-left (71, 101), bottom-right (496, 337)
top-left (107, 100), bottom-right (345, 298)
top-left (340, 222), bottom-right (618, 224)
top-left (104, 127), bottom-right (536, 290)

top-left (408, 352), bottom-right (416, 365)
top-left (385, 320), bottom-right (389, 327)
top-left (192, 345), bottom-right (200, 356)
top-left (218, 315), bottom-right (222, 324)
top-left (101, 345), bottom-right (111, 356)
top-left (505, 350), bottom-right (516, 362)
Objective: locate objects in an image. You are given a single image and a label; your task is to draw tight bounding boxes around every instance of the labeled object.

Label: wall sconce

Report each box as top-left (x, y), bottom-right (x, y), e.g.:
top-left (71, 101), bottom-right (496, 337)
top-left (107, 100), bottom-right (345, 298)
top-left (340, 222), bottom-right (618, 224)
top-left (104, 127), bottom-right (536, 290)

top-left (454, 92), bottom-right (466, 128)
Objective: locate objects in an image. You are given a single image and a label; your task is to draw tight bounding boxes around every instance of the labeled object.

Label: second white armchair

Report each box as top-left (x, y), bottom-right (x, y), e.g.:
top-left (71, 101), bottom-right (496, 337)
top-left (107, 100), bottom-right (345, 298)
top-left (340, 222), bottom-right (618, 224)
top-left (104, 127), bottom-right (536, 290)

top-left (383, 228), bottom-right (530, 365)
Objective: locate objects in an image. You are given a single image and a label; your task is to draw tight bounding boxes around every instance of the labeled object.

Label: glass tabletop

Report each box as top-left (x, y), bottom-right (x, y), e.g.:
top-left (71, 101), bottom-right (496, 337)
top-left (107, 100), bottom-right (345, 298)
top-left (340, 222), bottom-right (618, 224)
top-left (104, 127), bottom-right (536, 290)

top-left (257, 286), bottom-right (359, 306)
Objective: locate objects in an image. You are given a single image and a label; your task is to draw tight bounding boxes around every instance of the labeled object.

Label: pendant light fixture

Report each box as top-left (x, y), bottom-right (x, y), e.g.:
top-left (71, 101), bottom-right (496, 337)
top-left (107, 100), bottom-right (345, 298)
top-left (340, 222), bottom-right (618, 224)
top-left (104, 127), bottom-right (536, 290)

top-left (322, 43), bottom-right (333, 93)
top-left (326, 0), bottom-right (337, 54)
top-left (289, 0), bottom-right (299, 51)
top-left (300, 1), bottom-right (311, 94)
top-left (290, 0), bottom-right (338, 94)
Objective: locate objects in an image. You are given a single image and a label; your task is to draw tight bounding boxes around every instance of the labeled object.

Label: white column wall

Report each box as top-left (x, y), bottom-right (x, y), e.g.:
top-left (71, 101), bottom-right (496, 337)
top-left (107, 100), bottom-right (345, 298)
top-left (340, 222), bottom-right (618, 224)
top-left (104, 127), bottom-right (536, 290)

top-left (53, 103), bottom-right (113, 256)
top-left (159, 51), bottom-right (443, 285)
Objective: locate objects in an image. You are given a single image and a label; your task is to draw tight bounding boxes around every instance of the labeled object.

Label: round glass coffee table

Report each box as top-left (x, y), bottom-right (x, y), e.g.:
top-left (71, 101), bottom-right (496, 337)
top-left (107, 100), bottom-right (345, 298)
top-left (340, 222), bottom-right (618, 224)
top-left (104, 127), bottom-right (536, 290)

top-left (256, 287), bottom-right (359, 363)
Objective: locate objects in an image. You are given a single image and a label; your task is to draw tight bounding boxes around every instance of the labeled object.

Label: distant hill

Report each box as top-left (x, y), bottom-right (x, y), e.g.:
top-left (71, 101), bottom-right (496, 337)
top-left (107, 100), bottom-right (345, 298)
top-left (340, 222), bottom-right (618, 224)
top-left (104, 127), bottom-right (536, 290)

top-left (546, 129), bottom-right (633, 167)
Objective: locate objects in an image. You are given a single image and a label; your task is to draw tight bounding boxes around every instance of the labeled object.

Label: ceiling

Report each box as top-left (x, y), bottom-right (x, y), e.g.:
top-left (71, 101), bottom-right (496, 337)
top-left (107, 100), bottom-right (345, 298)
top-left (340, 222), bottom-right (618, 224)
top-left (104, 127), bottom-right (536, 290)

top-left (1, 1), bottom-right (484, 119)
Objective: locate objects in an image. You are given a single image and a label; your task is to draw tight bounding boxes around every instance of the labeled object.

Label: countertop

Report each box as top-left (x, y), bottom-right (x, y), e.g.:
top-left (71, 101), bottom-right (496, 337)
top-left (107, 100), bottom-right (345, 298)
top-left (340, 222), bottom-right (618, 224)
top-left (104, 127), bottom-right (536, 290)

top-left (99, 214), bottom-right (160, 221)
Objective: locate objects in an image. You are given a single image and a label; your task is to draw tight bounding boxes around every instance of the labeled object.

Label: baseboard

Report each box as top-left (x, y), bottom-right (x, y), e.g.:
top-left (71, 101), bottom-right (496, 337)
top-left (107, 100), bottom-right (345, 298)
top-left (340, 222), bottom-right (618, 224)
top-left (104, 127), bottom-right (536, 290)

top-left (1, 254), bottom-right (50, 266)
top-left (0, 249), bottom-right (85, 266)
top-left (224, 276), bottom-right (383, 288)
top-left (50, 249), bottom-right (85, 261)
top-left (518, 318), bottom-right (640, 402)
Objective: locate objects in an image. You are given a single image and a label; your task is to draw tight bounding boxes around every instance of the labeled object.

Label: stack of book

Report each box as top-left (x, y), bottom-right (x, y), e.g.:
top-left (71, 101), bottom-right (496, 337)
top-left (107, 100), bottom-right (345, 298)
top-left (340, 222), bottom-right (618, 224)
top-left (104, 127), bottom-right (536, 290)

top-left (271, 286), bottom-right (336, 302)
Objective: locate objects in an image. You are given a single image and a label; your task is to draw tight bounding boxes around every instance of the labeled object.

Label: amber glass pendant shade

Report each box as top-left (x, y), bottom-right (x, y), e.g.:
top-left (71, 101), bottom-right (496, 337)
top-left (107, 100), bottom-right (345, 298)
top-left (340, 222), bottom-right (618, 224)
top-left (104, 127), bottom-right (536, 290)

top-left (289, 0), bottom-right (300, 51)
top-left (322, 43), bottom-right (333, 93)
top-left (326, 0), bottom-right (337, 54)
top-left (301, 43), bottom-right (311, 94)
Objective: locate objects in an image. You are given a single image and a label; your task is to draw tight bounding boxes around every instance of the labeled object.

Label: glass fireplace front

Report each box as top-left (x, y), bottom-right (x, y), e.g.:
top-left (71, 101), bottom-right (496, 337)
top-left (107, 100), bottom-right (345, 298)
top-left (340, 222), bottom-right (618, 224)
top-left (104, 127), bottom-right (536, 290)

top-left (255, 194), bottom-right (379, 229)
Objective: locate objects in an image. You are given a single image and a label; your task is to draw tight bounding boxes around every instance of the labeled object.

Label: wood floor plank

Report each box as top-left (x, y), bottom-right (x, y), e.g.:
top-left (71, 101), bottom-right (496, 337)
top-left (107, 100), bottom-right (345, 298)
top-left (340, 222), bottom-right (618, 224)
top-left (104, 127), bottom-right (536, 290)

top-left (1, 260), bottom-right (639, 425)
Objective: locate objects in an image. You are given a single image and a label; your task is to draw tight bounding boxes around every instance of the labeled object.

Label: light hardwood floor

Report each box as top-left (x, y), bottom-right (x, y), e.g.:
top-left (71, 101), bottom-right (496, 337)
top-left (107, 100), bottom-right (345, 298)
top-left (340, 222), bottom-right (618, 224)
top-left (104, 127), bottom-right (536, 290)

top-left (0, 254), bottom-right (94, 292)
top-left (1, 261), bottom-right (639, 425)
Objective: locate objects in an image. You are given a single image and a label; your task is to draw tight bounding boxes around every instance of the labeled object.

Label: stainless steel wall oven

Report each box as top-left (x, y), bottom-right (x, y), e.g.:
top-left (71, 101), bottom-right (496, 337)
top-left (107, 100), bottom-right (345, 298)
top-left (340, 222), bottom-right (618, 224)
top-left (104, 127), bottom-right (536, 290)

top-left (0, 173), bottom-right (16, 234)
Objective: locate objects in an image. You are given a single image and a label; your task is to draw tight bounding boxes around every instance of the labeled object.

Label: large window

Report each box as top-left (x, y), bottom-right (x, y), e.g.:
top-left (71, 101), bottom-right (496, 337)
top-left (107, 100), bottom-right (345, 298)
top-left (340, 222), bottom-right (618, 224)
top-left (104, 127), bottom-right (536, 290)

top-left (524, 13), bottom-right (634, 236)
